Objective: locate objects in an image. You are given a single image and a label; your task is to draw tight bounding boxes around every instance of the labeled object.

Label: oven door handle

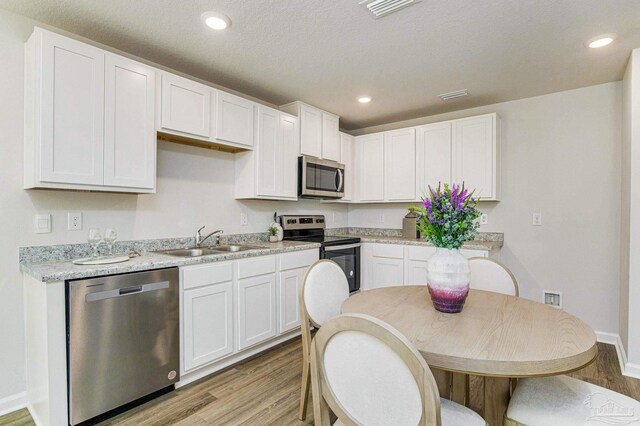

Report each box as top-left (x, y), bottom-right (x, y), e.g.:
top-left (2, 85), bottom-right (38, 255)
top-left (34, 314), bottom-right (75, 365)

top-left (324, 243), bottom-right (361, 251)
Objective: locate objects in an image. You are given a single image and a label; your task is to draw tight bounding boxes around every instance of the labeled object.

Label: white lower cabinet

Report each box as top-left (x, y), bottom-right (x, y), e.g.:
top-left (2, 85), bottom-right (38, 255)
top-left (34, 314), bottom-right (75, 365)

top-left (180, 249), bottom-right (317, 377)
top-left (181, 262), bottom-right (234, 372)
top-left (363, 243), bottom-right (493, 289)
top-left (237, 274), bottom-right (277, 350)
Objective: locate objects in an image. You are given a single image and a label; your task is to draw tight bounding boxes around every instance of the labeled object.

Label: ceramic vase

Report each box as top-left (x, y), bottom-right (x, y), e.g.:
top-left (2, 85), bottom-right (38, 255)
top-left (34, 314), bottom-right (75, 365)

top-left (426, 248), bottom-right (470, 313)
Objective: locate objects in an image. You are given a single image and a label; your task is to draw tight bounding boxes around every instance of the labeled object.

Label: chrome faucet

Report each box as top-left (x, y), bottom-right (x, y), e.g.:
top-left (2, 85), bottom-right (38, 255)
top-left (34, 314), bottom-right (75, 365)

top-left (195, 226), bottom-right (223, 247)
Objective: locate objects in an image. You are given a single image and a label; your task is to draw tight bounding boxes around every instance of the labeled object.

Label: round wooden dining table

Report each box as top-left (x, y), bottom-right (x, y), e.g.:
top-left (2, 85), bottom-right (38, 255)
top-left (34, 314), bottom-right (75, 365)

top-left (341, 286), bottom-right (598, 426)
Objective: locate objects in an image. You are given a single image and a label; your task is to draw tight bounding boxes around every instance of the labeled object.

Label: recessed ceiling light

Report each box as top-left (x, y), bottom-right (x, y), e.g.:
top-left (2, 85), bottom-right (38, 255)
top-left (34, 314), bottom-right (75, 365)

top-left (201, 12), bottom-right (231, 30)
top-left (358, 96), bottom-right (372, 103)
top-left (586, 34), bottom-right (616, 48)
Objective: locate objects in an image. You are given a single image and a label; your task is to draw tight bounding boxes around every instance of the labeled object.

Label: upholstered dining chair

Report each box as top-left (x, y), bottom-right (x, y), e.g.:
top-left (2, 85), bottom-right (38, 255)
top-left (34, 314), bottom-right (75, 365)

top-left (468, 257), bottom-right (519, 296)
top-left (298, 260), bottom-right (350, 421)
top-left (505, 375), bottom-right (640, 425)
top-left (309, 313), bottom-right (487, 426)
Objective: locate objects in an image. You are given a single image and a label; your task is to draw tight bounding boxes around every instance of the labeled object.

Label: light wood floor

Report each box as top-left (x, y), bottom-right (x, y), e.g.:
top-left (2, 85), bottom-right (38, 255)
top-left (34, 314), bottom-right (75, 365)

top-left (2, 340), bottom-right (638, 426)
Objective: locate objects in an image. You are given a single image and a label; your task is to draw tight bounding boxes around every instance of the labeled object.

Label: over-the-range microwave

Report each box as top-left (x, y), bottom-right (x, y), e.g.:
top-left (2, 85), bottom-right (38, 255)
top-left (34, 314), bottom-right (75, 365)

top-left (298, 156), bottom-right (345, 199)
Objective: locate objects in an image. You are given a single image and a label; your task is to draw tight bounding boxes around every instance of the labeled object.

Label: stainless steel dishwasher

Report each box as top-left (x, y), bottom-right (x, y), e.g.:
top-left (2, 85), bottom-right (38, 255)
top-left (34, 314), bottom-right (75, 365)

top-left (67, 268), bottom-right (180, 425)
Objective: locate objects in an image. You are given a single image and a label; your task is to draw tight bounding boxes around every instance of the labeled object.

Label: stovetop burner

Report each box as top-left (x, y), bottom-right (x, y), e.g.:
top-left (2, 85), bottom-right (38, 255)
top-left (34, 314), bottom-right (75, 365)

top-left (279, 214), bottom-right (360, 247)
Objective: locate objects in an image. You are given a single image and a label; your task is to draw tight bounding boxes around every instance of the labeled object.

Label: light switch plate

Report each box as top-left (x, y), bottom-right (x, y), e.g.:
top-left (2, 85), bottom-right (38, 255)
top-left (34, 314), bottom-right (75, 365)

top-left (34, 213), bottom-right (51, 234)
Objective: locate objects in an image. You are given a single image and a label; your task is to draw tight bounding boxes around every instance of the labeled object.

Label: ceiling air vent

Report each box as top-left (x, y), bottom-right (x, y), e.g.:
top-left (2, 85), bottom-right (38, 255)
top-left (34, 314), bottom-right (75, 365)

top-left (359, 0), bottom-right (419, 19)
top-left (438, 89), bottom-right (469, 101)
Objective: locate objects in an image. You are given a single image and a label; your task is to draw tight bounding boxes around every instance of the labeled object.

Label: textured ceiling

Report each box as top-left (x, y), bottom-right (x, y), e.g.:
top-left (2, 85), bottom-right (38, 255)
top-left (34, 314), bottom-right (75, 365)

top-left (1, 0), bottom-right (639, 130)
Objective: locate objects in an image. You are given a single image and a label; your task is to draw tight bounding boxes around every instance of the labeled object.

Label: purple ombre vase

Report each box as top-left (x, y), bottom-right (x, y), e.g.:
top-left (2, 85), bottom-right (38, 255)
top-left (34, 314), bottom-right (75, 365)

top-left (426, 248), bottom-right (470, 313)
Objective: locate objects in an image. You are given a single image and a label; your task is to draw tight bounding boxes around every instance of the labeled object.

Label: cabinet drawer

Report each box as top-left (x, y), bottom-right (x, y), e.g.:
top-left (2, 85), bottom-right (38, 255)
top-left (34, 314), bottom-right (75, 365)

top-left (279, 250), bottom-right (319, 271)
top-left (460, 249), bottom-right (488, 259)
top-left (182, 262), bottom-right (232, 290)
top-left (237, 255), bottom-right (276, 279)
top-left (371, 244), bottom-right (404, 259)
top-left (405, 245), bottom-right (437, 261)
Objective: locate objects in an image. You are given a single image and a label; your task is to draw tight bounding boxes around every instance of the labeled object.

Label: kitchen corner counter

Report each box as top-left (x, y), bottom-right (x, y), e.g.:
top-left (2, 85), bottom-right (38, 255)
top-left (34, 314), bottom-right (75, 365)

top-left (20, 240), bottom-right (320, 283)
top-left (354, 235), bottom-right (502, 251)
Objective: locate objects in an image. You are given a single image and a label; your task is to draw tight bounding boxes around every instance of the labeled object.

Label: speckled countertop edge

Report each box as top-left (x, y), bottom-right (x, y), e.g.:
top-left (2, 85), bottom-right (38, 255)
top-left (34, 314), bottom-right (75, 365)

top-left (21, 241), bottom-right (320, 283)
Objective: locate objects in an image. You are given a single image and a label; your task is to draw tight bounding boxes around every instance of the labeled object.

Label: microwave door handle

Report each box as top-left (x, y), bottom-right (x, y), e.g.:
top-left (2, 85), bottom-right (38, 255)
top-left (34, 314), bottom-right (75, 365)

top-left (336, 169), bottom-right (344, 191)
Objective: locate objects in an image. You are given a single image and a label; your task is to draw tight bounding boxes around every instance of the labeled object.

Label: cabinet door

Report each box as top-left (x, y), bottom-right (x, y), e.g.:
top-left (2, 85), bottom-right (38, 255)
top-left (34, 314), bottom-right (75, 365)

top-left (384, 128), bottom-right (416, 201)
top-left (340, 133), bottom-right (354, 201)
top-left (322, 112), bottom-right (341, 161)
top-left (280, 113), bottom-right (299, 198)
top-left (183, 282), bottom-right (234, 371)
top-left (416, 122), bottom-right (452, 198)
top-left (371, 257), bottom-right (404, 288)
top-left (405, 260), bottom-right (429, 285)
top-left (256, 106), bottom-right (279, 197)
top-left (104, 54), bottom-right (156, 189)
top-left (454, 115), bottom-right (495, 199)
top-left (299, 103), bottom-right (322, 158)
top-left (40, 31), bottom-right (105, 185)
top-left (161, 73), bottom-right (211, 138)
top-left (237, 274), bottom-right (277, 350)
top-left (216, 91), bottom-right (254, 147)
top-left (357, 134), bottom-right (384, 201)
top-left (278, 267), bottom-right (305, 334)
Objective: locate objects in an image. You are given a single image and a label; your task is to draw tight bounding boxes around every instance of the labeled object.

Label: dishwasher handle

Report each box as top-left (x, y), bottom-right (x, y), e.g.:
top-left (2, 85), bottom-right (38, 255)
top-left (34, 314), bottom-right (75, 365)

top-left (86, 281), bottom-right (170, 302)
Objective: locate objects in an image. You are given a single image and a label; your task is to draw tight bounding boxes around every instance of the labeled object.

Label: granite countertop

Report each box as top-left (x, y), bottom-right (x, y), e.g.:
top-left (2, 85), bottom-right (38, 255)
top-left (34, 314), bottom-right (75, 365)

top-left (21, 240), bottom-right (320, 283)
top-left (353, 235), bottom-right (502, 251)
top-left (326, 228), bottom-right (503, 252)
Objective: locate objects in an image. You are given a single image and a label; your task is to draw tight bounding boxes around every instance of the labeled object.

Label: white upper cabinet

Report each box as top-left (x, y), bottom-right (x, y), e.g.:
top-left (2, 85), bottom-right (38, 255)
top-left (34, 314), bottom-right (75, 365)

top-left (256, 106), bottom-right (279, 197)
top-left (453, 114), bottom-right (500, 201)
top-left (280, 101), bottom-right (341, 161)
top-left (104, 54), bottom-right (156, 189)
top-left (32, 29), bottom-right (105, 186)
top-left (416, 122), bottom-right (452, 199)
top-left (340, 132), bottom-right (354, 201)
top-left (356, 133), bottom-right (385, 201)
top-left (215, 91), bottom-right (254, 147)
top-left (235, 105), bottom-right (298, 200)
top-left (280, 113), bottom-right (299, 198)
top-left (384, 128), bottom-right (416, 202)
top-left (352, 113), bottom-right (500, 203)
top-left (160, 73), bottom-right (211, 138)
top-left (322, 112), bottom-right (341, 162)
top-left (299, 103), bottom-right (323, 158)
top-left (24, 28), bottom-right (156, 193)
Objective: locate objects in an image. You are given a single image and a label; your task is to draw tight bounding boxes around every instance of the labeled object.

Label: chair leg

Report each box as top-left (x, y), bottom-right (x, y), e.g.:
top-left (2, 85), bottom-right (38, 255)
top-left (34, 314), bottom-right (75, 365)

top-left (299, 358), bottom-right (311, 420)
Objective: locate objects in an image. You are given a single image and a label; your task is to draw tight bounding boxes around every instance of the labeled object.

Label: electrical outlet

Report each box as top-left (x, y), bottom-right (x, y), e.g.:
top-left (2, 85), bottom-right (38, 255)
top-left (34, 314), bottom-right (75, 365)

top-left (532, 212), bottom-right (542, 226)
top-left (34, 213), bottom-right (51, 234)
top-left (543, 291), bottom-right (562, 309)
top-left (67, 212), bottom-right (82, 231)
top-left (480, 213), bottom-right (488, 225)
top-left (379, 214), bottom-right (385, 223)
top-left (240, 212), bottom-right (248, 226)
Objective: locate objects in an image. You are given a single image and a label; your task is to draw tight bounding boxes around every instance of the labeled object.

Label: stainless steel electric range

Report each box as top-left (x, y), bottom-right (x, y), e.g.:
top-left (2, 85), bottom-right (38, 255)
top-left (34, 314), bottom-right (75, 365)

top-left (280, 215), bottom-right (360, 293)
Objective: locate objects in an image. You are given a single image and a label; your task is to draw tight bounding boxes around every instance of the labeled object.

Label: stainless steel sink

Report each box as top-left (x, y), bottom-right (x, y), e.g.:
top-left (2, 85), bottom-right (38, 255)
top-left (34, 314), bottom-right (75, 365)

top-left (210, 244), bottom-right (263, 252)
top-left (158, 245), bottom-right (263, 257)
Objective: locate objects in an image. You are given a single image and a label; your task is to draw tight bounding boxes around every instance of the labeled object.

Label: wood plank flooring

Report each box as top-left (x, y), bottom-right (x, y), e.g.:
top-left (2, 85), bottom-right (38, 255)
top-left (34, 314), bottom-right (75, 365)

top-left (1, 340), bottom-right (638, 426)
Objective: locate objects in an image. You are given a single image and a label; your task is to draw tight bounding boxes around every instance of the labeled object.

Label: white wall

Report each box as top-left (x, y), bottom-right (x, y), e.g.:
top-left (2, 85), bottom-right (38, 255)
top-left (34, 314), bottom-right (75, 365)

top-left (621, 48), bottom-right (640, 370)
top-left (349, 82), bottom-right (622, 336)
top-left (0, 9), bottom-right (348, 407)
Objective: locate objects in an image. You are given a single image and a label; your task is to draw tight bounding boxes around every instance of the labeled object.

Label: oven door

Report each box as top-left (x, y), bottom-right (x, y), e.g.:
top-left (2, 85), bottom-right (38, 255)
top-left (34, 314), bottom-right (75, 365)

top-left (299, 156), bottom-right (345, 199)
top-left (322, 243), bottom-right (360, 293)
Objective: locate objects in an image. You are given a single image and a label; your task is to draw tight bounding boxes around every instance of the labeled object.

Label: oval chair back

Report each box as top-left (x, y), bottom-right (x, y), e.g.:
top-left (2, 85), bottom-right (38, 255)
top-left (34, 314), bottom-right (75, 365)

top-left (469, 257), bottom-right (519, 297)
top-left (310, 313), bottom-right (441, 426)
top-left (298, 260), bottom-right (350, 420)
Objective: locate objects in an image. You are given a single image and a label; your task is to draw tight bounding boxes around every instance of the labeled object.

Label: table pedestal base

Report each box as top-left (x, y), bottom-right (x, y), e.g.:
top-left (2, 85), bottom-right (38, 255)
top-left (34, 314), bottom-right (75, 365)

top-left (484, 377), bottom-right (510, 426)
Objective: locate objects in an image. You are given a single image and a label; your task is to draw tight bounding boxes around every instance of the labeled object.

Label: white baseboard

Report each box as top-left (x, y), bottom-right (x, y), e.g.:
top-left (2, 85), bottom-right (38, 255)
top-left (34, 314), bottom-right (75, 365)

top-left (595, 330), bottom-right (640, 380)
top-left (0, 391), bottom-right (26, 417)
